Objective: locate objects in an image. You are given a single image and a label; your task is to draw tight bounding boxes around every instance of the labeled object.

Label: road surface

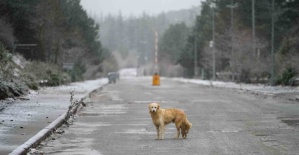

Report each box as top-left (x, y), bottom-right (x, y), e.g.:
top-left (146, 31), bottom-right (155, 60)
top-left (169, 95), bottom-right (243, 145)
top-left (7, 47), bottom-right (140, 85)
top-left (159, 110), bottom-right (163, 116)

top-left (39, 77), bottom-right (299, 155)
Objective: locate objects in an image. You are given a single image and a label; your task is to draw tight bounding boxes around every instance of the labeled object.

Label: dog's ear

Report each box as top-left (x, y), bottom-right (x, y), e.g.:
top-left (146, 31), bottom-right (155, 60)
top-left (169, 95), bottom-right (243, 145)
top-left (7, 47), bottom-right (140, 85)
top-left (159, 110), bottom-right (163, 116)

top-left (157, 103), bottom-right (160, 110)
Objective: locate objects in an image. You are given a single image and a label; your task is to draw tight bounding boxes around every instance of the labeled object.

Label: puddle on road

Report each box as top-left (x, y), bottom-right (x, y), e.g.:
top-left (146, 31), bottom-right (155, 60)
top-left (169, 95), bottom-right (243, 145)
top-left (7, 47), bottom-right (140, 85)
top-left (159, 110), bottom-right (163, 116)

top-left (281, 119), bottom-right (299, 127)
top-left (278, 116), bottom-right (299, 127)
top-left (254, 133), bottom-right (281, 149)
top-left (281, 118), bottom-right (299, 127)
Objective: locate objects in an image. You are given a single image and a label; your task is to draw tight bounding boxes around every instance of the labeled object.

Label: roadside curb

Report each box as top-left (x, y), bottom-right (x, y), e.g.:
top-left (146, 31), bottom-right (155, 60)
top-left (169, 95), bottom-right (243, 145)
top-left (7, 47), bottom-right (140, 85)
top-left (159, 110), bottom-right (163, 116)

top-left (9, 85), bottom-right (106, 155)
top-left (9, 113), bottom-right (67, 155)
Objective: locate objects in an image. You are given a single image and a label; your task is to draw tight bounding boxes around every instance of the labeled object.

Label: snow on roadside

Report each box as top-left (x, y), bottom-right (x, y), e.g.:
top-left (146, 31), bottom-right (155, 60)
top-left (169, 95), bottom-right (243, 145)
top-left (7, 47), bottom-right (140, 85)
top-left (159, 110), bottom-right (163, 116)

top-left (55, 78), bottom-right (108, 93)
top-left (118, 68), bottom-right (137, 77)
top-left (40, 78), bottom-right (108, 96)
top-left (171, 78), bottom-right (299, 95)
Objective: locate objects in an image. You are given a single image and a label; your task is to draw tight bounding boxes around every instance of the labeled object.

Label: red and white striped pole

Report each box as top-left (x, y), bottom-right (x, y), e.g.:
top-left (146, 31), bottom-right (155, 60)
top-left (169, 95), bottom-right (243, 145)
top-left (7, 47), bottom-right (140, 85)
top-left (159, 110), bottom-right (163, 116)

top-left (153, 29), bottom-right (159, 74)
top-left (152, 29), bottom-right (160, 86)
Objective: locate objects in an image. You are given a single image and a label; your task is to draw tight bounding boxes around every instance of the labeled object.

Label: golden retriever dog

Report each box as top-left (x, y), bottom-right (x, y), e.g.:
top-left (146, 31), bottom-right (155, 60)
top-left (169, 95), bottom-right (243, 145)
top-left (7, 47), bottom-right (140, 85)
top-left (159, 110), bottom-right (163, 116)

top-left (148, 102), bottom-right (192, 140)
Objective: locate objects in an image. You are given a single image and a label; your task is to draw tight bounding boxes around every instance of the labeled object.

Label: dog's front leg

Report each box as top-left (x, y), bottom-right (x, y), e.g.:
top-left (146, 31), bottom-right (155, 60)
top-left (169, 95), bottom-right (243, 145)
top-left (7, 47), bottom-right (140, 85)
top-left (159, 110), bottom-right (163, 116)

top-left (160, 124), bottom-right (165, 140)
top-left (155, 126), bottom-right (160, 140)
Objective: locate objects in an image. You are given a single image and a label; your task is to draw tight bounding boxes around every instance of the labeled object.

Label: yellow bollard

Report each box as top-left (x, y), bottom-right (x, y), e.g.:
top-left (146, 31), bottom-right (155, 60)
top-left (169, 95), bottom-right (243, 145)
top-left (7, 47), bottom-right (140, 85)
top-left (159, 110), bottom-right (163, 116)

top-left (152, 73), bottom-right (160, 86)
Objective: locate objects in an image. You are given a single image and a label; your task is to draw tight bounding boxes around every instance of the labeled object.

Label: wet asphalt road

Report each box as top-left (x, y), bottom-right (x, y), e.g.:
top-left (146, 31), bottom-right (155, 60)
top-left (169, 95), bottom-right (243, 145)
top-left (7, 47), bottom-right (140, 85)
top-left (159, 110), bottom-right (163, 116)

top-left (40, 77), bottom-right (299, 155)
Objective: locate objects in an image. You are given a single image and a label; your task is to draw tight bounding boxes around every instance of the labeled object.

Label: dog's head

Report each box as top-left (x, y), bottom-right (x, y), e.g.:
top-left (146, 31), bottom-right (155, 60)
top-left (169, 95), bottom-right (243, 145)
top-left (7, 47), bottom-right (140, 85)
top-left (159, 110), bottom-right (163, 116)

top-left (185, 122), bottom-right (192, 134)
top-left (148, 102), bottom-right (160, 113)
top-left (183, 122), bottom-right (192, 138)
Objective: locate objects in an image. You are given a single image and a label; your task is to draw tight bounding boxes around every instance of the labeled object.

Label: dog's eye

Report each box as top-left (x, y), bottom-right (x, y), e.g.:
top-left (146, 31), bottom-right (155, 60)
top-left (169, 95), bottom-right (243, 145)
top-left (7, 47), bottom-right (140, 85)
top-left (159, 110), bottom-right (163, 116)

top-left (154, 107), bottom-right (156, 108)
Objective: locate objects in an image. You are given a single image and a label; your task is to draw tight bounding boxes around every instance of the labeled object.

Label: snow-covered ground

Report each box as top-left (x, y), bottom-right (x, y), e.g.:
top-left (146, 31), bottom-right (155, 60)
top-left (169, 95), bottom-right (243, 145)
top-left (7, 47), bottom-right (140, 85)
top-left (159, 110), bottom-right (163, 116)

top-left (51, 78), bottom-right (108, 93)
top-left (171, 78), bottom-right (299, 95)
top-left (1, 78), bottom-right (108, 111)
top-left (39, 78), bottom-right (108, 97)
top-left (118, 68), bottom-right (137, 77)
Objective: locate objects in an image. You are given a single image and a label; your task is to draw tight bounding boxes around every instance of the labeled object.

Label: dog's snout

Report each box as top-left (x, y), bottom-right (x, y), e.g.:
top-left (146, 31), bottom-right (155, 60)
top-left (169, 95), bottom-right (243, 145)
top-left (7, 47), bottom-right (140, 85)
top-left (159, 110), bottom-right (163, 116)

top-left (149, 104), bottom-right (158, 113)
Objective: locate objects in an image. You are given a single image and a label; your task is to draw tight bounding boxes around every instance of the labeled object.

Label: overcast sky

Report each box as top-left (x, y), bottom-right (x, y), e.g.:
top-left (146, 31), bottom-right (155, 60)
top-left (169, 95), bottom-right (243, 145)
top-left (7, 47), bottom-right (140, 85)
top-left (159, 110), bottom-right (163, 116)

top-left (80, 0), bottom-right (202, 17)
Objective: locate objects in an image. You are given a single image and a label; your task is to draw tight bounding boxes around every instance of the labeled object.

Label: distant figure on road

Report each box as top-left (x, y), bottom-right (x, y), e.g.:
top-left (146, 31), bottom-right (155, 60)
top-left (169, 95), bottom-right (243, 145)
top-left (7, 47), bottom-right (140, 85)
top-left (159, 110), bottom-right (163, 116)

top-left (107, 72), bottom-right (119, 84)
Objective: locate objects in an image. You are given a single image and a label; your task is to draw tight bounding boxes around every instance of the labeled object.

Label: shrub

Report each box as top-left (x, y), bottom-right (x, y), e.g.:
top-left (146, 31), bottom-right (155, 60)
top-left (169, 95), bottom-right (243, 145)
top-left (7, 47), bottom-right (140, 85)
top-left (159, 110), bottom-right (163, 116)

top-left (0, 43), bottom-right (13, 80)
top-left (22, 73), bottom-right (39, 90)
top-left (24, 61), bottom-right (71, 87)
top-left (275, 67), bottom-right (297, 86)
top-left (0, 80), bottom-right (27, 99)
top-left (69, 62), bottom-right (86, 82)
